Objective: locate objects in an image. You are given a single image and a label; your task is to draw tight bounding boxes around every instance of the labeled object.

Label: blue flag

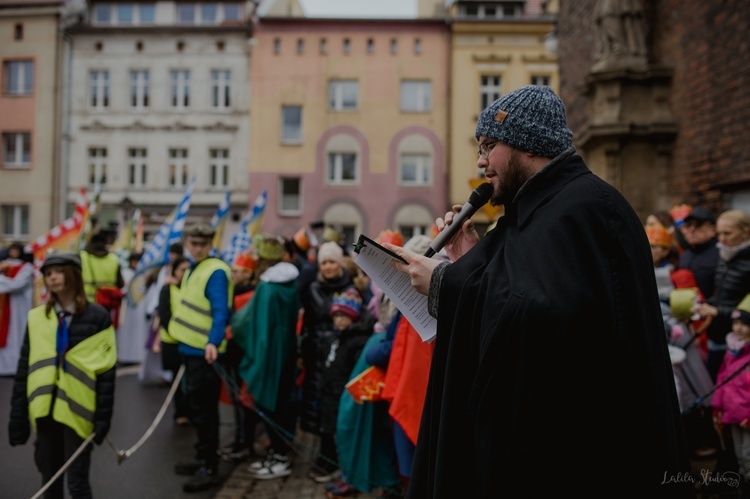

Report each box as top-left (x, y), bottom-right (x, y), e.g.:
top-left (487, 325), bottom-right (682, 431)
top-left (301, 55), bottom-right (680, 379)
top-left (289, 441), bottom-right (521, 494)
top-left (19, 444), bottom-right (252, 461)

top-left (221, 189), bottom-right (267, 265)
top-left (129, 176), bottom-right (195, 302)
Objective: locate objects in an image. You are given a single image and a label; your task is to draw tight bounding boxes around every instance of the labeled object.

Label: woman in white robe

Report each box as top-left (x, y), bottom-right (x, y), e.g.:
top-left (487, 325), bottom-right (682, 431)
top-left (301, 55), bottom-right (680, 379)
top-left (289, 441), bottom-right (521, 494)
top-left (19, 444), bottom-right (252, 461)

top-left (0, 244), bottom-right (34, 375)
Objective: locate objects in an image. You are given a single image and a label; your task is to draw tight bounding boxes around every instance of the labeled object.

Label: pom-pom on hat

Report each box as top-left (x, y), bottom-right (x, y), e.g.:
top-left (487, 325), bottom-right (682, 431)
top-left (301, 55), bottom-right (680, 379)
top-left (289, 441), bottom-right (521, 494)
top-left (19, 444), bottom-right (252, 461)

top-left (293, 228), bottom-right (311, 252)
top-left (318, 241), bottom-right (344, 265)
top-left (40, 251), bottom-right (82, 272)
top-left (475, 85), bottom-right (573, 159)
top-left (252, 234), bottom-right (285, 261)
top-left (646, 226), bottom-right (674, 249)
top-left (669, 204), bottom-right (692, 228)
top-left (732, 294), bottom-right (750, 326)
top-left (232, 251), bottom-right (257, 272)
top-left (330, 287), bottom-right (362, 321)
top-left (376, 229), bottom-right (404, 247)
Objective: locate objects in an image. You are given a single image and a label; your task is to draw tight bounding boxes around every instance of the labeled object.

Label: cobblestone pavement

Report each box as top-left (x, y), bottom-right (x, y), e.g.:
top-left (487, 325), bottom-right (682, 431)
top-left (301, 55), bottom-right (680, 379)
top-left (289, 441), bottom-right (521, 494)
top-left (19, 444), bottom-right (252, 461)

top-left (214, 431), bottom-right (380, 499)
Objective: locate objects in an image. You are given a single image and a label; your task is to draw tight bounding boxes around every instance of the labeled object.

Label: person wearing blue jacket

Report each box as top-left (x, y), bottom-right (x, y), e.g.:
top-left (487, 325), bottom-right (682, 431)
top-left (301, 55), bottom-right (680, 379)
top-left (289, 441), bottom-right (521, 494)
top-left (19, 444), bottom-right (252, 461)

top-left (169, 224), bottom-right (233, 493)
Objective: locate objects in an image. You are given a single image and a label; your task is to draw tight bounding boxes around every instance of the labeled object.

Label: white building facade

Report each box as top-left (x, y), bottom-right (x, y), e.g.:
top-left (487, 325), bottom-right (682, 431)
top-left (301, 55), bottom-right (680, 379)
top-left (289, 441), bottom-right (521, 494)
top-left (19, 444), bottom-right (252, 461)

top-left (64, 1), bottom-right (254, 241)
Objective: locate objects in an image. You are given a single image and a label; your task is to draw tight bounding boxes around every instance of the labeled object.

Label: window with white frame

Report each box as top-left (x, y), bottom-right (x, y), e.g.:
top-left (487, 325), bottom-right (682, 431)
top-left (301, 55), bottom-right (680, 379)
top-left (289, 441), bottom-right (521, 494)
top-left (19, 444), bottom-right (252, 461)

top-left (92, 3), bottom-right (154, 25)
top-left (414, 38), bottom-right (422, 55)
top-left (400, 80), bottom-right (431, 112)
top-left (88, 147), bottom-right (107, 186)
top-left (93, 4), bottom-right (112, 24)
top-left (4, 60), bottom-right (34, 95)
top-left (209, 148), bottom-right (229, 188)
top-left (343, 38), bottom-right (351, 55)
top-left (398, 224), bottom-right (428, 240)
top-left (2, 132), bottom-right (31, 168)
top-left (390, 38), bottom-right (398, 54)
top-left (319, 38), bottom-right (327, 55)
top-left (89, 70), bottom-right (109, 110)
top-left (297, 38), bottom-right (304, 55)
top-left (140, 4), bottom-right (155, 23)
top-left (274, 38), bottom-right (281, 54)
top-left (279, 177), bottom-right (301, 215)
top-left (117, 3), bottom-right (133, 24)
top-left (177, 3), bottom-right (196, 23)
top-left (327, 152), bottom-right (358, 185)
top-left (128, 148), bottom-right (147, 187)
top-left (176, 2), bottom-right (242, 25)
top-left (399, 153), bottom-right (432, 186)
top-left (480, 75), bottom-right (501, 112)
top-left (281, 106), bottom-right (302, 144)
top-left (328, 80), bottom-right (358, 111)
top-left (170, 70), bottom-right (190, 109)
top-left (200, 3), bottom-right (217, 24)
top-left (1, 205), bottom-right (29, 238)
top-left (223, 3), bottom-right (241, 21)
top-left (130, 70), bottom-right (149, 108)
top-left (211, 70), bottom-right (231, 109)
top-left (168, 148), bottom-right (189, 188)
top-left (531, 75), bottom-right (551, 87)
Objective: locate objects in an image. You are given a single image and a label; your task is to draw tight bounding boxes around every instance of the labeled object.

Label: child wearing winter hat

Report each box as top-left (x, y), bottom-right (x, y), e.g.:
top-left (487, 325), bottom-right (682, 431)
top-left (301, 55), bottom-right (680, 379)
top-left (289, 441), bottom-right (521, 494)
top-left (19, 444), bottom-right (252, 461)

top-left (712, 294), bottom-right (750, 489)
top-left (309, 287), bottom-right (374, 488)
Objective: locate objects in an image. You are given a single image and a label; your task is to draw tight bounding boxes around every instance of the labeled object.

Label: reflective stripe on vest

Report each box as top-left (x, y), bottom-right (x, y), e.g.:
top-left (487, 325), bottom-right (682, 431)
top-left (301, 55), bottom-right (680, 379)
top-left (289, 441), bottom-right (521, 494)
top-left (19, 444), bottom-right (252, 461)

top-left (80, 251), bottom-right (119, 302)
top-left (169, 258), bottom-right (233, 352)
top-left (26, 305), bottom-right (117, 439)
top-left (159, 284), bottom-right (182, 345)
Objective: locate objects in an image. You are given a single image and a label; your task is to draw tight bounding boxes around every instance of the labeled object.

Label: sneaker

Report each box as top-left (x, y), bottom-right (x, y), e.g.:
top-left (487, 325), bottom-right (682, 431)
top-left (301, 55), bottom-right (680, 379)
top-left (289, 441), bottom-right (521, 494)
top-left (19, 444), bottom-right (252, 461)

top-left (309, 468), bottom-right (341, 484)
top-left (174, 416), bottom-right (190, 427)
top-left (182, 466), bottom-right (222, 493)
top-left (249, 454), bottom-right (291, 480)
top-left (218, 441), bottom-right (251, 462)
top-left (174, 459), bottom-right (205, 476)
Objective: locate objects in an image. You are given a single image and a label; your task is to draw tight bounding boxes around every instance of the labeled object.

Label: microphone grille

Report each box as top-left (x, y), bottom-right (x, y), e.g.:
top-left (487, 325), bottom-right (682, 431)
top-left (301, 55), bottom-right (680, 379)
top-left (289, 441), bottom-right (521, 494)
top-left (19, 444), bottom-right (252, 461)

top-left (469, 182), bottom-right (494, 207)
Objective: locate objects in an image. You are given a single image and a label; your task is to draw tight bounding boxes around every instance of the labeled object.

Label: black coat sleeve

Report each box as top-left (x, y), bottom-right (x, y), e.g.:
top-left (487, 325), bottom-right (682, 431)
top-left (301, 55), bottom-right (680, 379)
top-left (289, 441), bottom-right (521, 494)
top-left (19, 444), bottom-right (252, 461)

top-left (157, 285), bottom-right (172, 331)
top-left (8, 327), bottom-right (31, 446)
top-left (92, 311), bottom-right (116, 444)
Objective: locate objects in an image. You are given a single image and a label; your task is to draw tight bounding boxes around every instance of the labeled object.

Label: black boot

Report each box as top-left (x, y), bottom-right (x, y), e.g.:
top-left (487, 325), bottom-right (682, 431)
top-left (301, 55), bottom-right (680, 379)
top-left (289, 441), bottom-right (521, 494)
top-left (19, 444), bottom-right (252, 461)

top-left (183, 464), bottom-right (222, 493)
top-left (174, 458), bottom-right (205, 476)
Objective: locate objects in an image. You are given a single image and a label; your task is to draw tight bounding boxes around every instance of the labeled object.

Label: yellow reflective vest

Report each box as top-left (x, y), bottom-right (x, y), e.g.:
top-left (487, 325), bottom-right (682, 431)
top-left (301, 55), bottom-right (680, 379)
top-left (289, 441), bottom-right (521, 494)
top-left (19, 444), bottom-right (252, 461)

top-left (26, 306), bottom-right (116, 439)
top-left (159, 284), bottom-right (182, 345)
top-left (80, 251), bottom-right (120, 302)
top-left (169, 258), bottom-right (233, 352)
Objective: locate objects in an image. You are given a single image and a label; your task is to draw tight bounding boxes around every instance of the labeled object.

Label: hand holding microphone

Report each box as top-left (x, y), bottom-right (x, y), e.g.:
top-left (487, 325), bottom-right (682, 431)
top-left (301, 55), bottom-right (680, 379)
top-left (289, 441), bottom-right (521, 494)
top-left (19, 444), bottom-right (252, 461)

top-left (424, 182), bottom-right (494, 258)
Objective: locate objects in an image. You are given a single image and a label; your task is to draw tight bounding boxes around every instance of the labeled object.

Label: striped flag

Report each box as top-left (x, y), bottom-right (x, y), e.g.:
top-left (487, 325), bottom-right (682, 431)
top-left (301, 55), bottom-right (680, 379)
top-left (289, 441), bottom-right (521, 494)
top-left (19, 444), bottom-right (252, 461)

top-left (25, 187), bottom-right (88, 304)
top-left (128, 176), bottom-right (195, 303)
top-left (78, 181), bottom-right (103, 249)
top-left (221, 189), bottom-right (267, 265)
top-left (210, 191), bottom-right (231, 256)
top-left (133, 208), bottom-right (144, 254)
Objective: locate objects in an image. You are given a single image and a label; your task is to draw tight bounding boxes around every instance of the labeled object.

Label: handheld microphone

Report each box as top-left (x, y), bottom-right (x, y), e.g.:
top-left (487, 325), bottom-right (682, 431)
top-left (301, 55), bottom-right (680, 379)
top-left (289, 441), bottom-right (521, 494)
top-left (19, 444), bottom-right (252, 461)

top-left (424, 182), bottom-right (494, 257)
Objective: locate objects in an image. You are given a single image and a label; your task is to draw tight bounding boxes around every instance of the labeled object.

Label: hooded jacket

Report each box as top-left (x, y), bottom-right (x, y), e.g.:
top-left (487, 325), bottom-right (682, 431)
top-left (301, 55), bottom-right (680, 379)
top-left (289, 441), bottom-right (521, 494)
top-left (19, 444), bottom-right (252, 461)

top-left (408, 152), bottom-right (693, 498)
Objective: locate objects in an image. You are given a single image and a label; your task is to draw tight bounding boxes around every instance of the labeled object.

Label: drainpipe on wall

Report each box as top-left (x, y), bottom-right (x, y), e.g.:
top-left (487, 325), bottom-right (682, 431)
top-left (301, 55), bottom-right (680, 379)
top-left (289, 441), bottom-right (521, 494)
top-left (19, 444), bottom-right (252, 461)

top-left (59, 30), bottom-right (72, 221)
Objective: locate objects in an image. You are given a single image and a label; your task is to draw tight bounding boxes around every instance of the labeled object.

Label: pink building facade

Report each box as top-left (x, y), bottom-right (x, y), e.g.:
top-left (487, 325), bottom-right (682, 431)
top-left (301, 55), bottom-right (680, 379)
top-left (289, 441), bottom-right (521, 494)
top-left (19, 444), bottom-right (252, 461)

top-left (249, 17), bottom-right (451, 246)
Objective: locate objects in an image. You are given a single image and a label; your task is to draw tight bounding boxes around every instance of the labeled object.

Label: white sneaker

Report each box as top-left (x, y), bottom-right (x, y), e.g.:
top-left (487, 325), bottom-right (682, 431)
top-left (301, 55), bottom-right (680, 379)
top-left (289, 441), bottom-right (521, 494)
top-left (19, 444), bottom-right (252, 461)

top-left (250, 454), bottom-right (291, 480)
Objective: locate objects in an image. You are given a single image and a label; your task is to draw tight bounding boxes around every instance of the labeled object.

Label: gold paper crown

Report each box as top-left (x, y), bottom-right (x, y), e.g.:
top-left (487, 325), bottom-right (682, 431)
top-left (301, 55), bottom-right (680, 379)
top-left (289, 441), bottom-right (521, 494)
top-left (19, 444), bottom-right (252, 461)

top-left (252, 234), bottom-right (285, 261)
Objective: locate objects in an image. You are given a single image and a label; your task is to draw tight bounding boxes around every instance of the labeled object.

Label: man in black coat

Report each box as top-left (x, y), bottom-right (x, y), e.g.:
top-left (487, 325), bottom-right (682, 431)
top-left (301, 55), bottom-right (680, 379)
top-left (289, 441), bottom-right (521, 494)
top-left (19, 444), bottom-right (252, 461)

top-left (386, 86), bottom-right (695, 497)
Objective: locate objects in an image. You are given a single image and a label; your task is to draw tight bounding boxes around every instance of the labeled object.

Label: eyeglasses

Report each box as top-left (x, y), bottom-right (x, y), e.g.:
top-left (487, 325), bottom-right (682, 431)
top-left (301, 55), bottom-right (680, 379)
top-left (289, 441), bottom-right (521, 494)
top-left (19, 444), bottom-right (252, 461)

top-left (477, 140), bottom-right (498, 159)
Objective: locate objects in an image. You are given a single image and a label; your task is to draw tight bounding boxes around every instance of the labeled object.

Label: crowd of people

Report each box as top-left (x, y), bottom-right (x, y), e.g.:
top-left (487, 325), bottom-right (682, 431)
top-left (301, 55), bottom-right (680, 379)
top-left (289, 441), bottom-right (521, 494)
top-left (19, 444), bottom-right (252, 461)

top-left (6, 84), bottom-right (750, 498)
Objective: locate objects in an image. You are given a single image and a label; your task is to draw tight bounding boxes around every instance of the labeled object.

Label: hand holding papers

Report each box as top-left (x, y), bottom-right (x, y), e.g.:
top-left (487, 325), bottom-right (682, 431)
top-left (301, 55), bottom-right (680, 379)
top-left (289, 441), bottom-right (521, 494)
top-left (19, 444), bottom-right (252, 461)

top-left (353, 235), bottom-right (437, 342)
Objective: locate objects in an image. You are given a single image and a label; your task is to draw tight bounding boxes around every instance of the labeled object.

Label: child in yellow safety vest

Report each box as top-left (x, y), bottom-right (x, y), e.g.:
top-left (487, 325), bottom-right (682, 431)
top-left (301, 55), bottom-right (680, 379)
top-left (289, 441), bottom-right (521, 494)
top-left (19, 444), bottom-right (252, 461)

top-left (9, 251), bottom-right (117, 498)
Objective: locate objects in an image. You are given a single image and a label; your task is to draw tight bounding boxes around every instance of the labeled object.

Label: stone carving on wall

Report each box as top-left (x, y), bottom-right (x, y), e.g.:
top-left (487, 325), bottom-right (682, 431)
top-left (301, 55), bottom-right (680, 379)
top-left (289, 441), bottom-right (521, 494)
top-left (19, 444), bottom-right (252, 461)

top-left (592, 0), bottom-right (647, 72)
